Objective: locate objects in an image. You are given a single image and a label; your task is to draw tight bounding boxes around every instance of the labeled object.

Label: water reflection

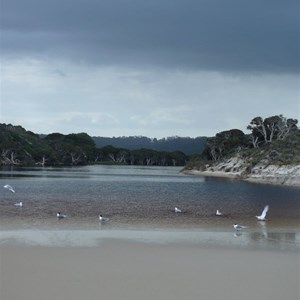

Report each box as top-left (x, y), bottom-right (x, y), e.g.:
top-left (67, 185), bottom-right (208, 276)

top-left (0, 229), bottom-right (299, 251)
top-left (233, 232), bottom-right (243, 238)
top-left (249, 230), bottom-right (297, 249)
top-left (258, 221), bottom-right (268, 238)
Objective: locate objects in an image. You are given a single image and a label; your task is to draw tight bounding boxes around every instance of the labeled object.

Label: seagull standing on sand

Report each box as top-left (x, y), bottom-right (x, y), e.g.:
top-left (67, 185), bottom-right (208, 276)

top-left (175, 207), bottom-right (182, 213)
top-left (14, 202), bottom-right (23, 207)
top-left (256, 205), bottom-right (269, 221)
top-left (3, 184), bottom-right (15, 193)
top-left (216, 209), bottom-right (223, 216)
top-left (99, 215), bottom-right (110, 222)
top-left (233, 224), bottom-right (247, 230)
top-left (57, 212), bottom-right (67, 219)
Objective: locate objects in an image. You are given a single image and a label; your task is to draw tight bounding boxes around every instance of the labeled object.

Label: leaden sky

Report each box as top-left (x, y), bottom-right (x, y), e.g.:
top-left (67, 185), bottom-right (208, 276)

top-left (0, 0), bottom-right (299, 137)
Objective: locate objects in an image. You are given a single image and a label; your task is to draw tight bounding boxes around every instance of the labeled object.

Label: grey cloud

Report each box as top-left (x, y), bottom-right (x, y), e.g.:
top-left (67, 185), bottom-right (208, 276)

top-left (1, 0), bottom-right (299, 73)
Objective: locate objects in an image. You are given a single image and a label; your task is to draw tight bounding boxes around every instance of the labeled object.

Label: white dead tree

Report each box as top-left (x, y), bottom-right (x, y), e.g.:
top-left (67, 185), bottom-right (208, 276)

top-left (1, 149), bottom-right (20, 165)
top-left (70, 152), bottom-right (82, 165)
top-left (108, 153), bottom-right (116, 162)
top-left (116, 151), bottom-right (127, 163)
top-left (108, 151), bottom-right (128, 163)
top-left (35, 155), bottom-right (47, 167)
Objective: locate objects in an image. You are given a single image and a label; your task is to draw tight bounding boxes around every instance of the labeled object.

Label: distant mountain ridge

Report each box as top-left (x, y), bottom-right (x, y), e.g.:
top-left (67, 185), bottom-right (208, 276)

top-left (92, 136), bottom-right (207, 155)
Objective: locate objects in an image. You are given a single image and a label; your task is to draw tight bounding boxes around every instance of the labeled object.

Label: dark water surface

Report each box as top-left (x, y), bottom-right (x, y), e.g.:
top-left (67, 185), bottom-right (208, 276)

top-left (1, 165), bottom-right (299, 230)
top-left (1, 165), bottom-right (299, 250)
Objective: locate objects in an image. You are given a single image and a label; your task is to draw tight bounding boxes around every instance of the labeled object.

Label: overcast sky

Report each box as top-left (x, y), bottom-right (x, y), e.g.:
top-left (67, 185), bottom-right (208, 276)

top-left (0, 0), bottom-right (299, 138)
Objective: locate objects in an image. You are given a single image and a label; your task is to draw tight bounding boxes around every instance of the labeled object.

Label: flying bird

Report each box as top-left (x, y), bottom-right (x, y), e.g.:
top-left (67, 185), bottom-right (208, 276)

top-left (99, 215), bottom-right (110, 222)
top-left (175, 207), bottom-right (182, 213)
top-left (4, 184), bottom-right (15, 193)
top-left (14, 202), bottom-right (23, 207)
top-left (256, 205), bottom-right (269, 221)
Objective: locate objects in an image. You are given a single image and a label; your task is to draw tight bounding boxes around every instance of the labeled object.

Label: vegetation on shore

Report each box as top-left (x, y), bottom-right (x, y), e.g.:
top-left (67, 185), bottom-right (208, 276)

top-left (0, 124), bottom-right (189, 167)
top-left (184, 115), bottom-right (300, 172)
top-left (1, 114), bottom-right (298, 170)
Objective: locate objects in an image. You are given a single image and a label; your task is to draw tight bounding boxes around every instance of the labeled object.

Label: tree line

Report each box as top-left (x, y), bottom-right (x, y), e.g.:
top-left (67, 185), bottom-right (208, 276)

top-left (199, 114), bottom-right (299, 164)
top-left (0, 124), bottom-right (188, 167)
top-left (1, 114), bottom-right (297, 168)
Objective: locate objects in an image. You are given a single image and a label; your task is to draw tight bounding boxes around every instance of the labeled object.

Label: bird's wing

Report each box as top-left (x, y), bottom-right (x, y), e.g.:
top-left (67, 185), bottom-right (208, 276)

top-left (260, 205), bottom-right (269, 219)
top-left (236, 224), bottom-right (246, 229)
top-left (4, 185), bottom-right (15, 192)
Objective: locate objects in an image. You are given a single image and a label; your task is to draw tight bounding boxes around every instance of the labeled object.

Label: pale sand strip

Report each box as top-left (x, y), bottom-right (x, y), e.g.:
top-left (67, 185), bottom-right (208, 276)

top-left (184, 169), bottom-right (240, 179)
top-left (1, 241), bottom-right (299, 300)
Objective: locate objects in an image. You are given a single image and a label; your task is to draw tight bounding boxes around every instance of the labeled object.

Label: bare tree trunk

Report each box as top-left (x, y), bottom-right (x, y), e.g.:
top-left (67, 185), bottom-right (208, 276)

top-left (108, 153), bottom-right (116, 162)
top-left (70, 152), bottom-right (81, 165)
top-left (116, 152), bottom-right (126, 163)
top-left (35, 155), bottom-right (47, 167)
top-left (249, 135), bottom-right (259, 148)
top-left (276, 116), bottom-right (296, 140)
top-left (1, 150), bottom-right (20, 165)
top-left (267, 122), bottom-right (276, 142)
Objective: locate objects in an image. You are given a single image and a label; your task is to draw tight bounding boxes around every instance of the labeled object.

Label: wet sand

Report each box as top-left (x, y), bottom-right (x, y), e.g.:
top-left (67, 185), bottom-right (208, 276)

top-left (1, 240), bottom-right (299, 300)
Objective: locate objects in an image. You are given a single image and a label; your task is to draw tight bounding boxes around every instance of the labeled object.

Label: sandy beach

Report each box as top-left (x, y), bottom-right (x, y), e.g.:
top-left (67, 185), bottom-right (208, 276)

top-left (1, 238), bottom-right (299, 300)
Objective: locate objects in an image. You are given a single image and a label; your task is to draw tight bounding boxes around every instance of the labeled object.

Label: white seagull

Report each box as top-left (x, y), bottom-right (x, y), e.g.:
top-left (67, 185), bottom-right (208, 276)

top-left (256, 205), bottom-right (269, 221)
top-left (175, 207), bottom-right (182, 213)
top-left (233, 224), bottom-right (247, 230)
top-left (216, 209), bottom-right (223, 216)
top-left (99, 215), bottom-right (110, 222)
top-left (57, 212), bottom-right (67, 219)
top-left (4, 184), bottom-right (15, 193)
top-left (14, 202), bottom-right (23, 207)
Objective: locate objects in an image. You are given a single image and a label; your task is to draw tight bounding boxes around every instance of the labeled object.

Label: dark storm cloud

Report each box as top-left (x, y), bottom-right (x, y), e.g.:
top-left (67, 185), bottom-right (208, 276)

top-left (1, 0), bottom-right (299, 72)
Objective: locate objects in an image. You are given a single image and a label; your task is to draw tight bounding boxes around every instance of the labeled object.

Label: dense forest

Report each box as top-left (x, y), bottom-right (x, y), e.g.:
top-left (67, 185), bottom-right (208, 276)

top-left (0, 124), bottom-right (190, 167)
top-left (185, 114), bottom-right (300, 170)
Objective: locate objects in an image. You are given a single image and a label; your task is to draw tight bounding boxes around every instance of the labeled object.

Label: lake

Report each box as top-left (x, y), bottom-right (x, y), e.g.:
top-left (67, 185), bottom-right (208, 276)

top-left (0, 165), bottom-right (299, 249)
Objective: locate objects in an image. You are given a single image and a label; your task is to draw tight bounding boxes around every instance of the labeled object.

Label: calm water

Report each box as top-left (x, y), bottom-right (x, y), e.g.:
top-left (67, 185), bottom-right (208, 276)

top-left (1, 165), bottom-right (299, 250)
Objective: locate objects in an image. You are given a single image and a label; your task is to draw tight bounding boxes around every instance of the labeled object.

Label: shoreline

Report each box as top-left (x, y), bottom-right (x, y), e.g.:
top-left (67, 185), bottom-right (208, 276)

top-left (1, 228), bottom-right (299, 252)
top-left (182, 168), bottom-right (300, 187)
top-left (1, 239), bottom-right (299, 300)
